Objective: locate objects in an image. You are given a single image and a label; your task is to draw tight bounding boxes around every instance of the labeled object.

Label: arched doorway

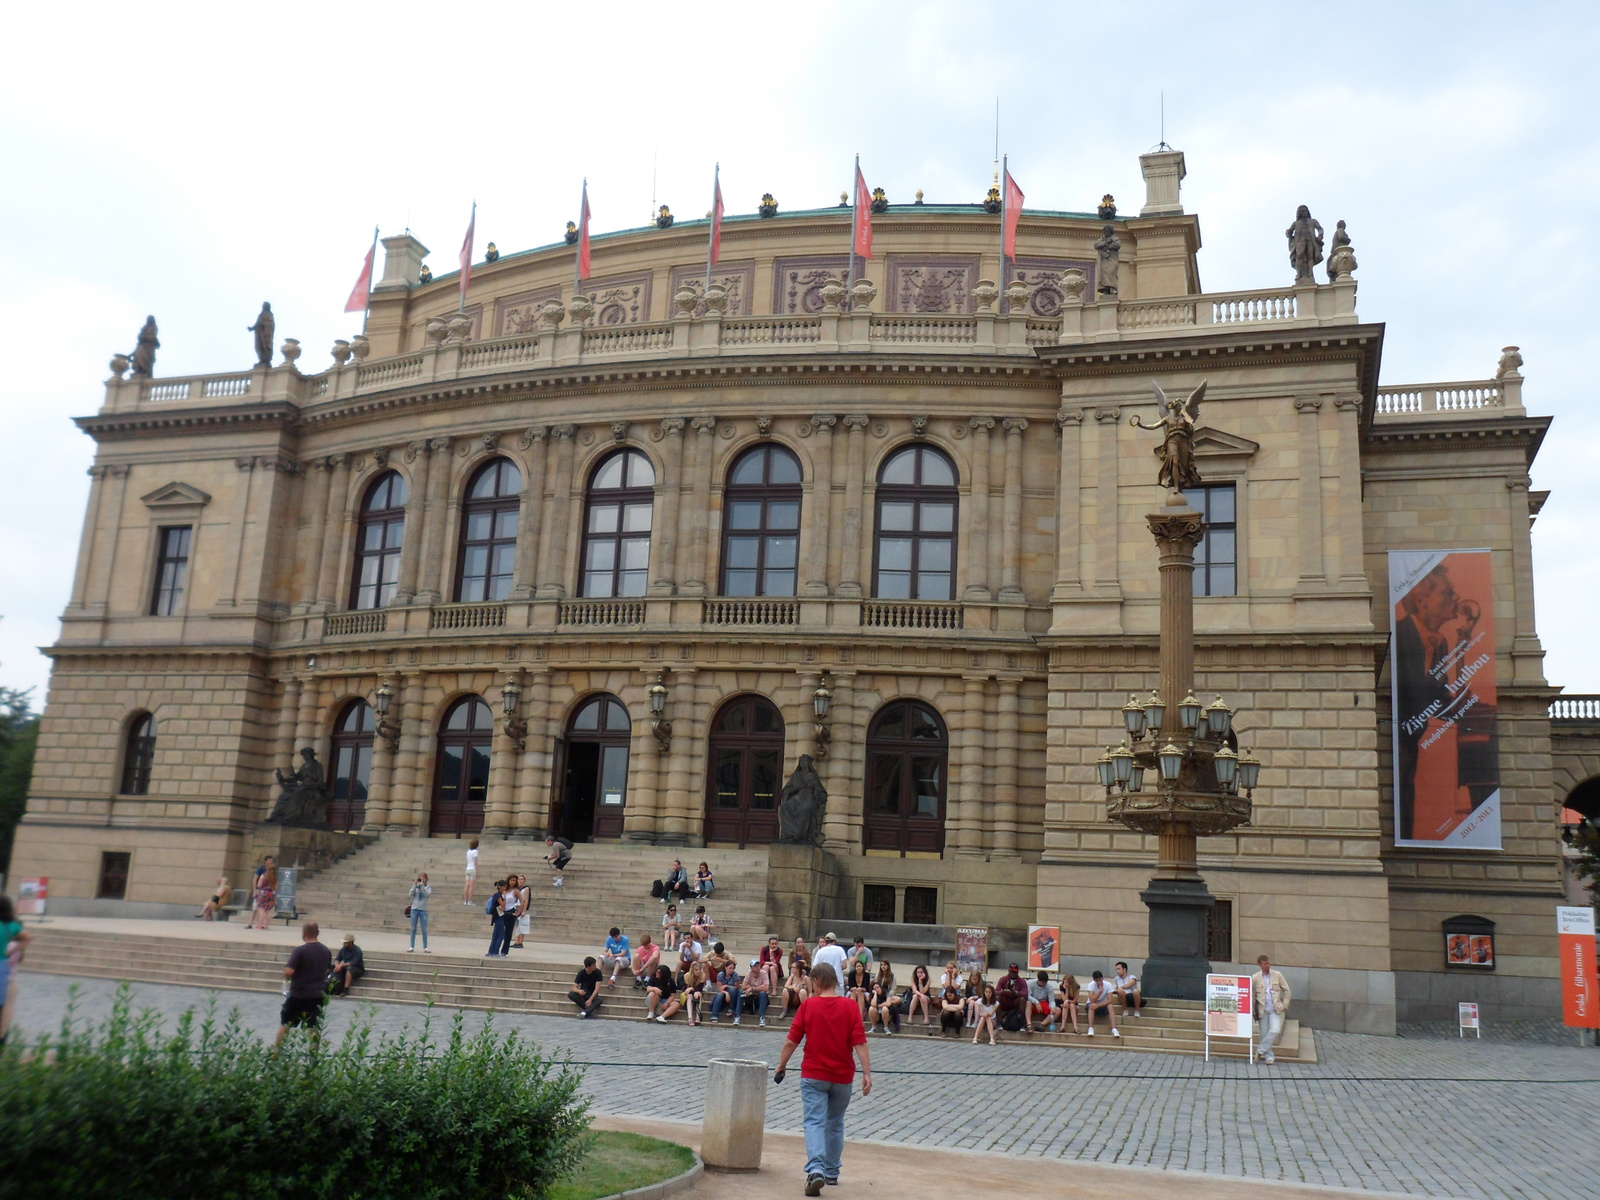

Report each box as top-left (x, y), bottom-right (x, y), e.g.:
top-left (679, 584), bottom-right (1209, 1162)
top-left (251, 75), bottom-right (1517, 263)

top-left (431, 695), bottom-right (492, 837)
top-left (329, 699), bottom-right (374, 831)
top-left (554, 694), bottom-right (632, 842)
top-left (863, 699), bottom-right (948, 855)
top-left (704, 695), bottom-right (785, 847)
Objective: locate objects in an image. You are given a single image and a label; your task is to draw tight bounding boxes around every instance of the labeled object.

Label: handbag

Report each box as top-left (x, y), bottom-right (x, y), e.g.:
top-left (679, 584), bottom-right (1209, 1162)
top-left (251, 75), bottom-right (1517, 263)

top-left (404, 904), bottom-right (412, 918)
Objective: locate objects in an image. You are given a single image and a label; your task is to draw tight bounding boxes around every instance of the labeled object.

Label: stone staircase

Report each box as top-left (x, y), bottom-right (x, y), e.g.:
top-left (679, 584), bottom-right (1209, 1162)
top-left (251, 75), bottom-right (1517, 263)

top-left (290, 835), bottom-right (775, 958)
top-left (18, 927), bottom-right (1313, 1062)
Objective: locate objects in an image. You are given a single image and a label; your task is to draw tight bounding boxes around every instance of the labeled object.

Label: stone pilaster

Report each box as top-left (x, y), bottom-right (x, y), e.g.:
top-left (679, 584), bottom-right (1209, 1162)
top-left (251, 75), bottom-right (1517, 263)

top-left (316, 454), bottom-right (353, 607)
top-left (1093, 408), bottom-right (1121, 592)
top-left (536, 426), bottom-right (576, 599)
top-left (964, 417), bottom-right (994, 600)
top-left (389, 672), bottom-right (423, 833)
top-left (1294, 396), bottom-right (1325, 588)
top-left (955, 674), bottom-right (989, 856)
top-left (804, 415), bottom-right (836, 596)
top-left (67, 465), bottom-right (108, 611)
top-left (661, 667), bottom-right (697, 844)
top-left (822, 670), bottom-right (855, 852)
top-left (513, 668), bottom-right (552, 838)
top-left (1000, 417), bottom-right (1028, 602)
top-left (651, 418), bottom-right (686, 594)
top-left (364, 677), bottom-right (395, 832)
top-left (414, 438), bottom-right (453, 605)
top-left (679, 415), bottom-right (718, 597)
top-left (297, 459), bottom-right (333, 610)
top-left (394, 441), bottom-right (429, 604)
top-left (273, 678), bottom-right (301, 822)
top-left (1052, 408), bottom-right (1084, 600)
top-left (1332, 395), bottom-right (1367, 588)
top-left (483, 678), bottom-right (518, 836)
top-left (215, 457), bottom-right (256, 609)
top-left (992, 677), bottom-right (1021, 857)
top-left (838, 415), bottom-right (870, 597)
top-left (510, 427), bottom-right (548, 600)
top-left (84, 464), bottom-right (131, 613)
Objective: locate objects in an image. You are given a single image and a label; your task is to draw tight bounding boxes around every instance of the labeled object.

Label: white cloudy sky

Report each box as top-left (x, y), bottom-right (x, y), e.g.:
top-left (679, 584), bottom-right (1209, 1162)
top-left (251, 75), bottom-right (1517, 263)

top-left (1, 1), bottom-right (1597, 703)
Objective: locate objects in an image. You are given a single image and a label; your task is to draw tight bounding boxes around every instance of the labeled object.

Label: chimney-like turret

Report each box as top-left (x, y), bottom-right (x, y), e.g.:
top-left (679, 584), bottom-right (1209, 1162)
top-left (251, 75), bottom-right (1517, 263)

top-left (1139, 150), bottom-right (1186, 217)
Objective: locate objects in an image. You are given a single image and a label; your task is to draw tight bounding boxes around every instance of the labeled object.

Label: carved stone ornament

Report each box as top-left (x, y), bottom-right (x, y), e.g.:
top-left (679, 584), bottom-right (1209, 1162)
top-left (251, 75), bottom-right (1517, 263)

top-left (719, 423), bottom-right (735, 439)
top-left (519, 426), bottom-right (548, 450)
top-left (1130, 382), bottom-right (1206, 492)
top-left (1055, 407), bottom-right (1085, 430)
top-left (910, 415), bottom-right (927, 438)
top-left (692, 415), bottom-right (718, 436)
top-left (796, 420), bottom-right (813, 438)
top-left (403, 441), bottom-right (423, 463)
top-left (350, 335), bottom-right (371, 361)
top-left (551, 424), bottom-right (576, 441)
top-left (579, 428), bottom-right (595, 446)
top-left (331, 339), bottom-right (352, 366)
top-left (425, 318), bottom-right (448, 345)
top-left (130, 316), bottom-right (159, 377)
top-left (1094, 226), bottom-right (1122, 296)
top-left (482, 432), bottom-right (500, 452)
top-left (279, 338), bottom-right (302, 367)
top-left (446, 314), bottom-right (473, 344)
top-left (756, 416), bottom-right (773, 438)
top-left (109, 354), bottom-right (129, 380)
top-left (372, 447), bottom-right (390, 467)
top-left (871, 421), bottom-right (887, 438)
top-left (819, 279), bottom-right (846, 312)
top-left (673, 285), bottom-right (699, 316)
top-left (567, 295), bottom-right (595, 326)
top-left (1286, 204), bottom-right (1325, 285)
top-left (703, 284), bottom-right (729, 315)
top-left (538, 300), bottom-right (566, 329)
top-left (971, 279), bottom-right (999, 312)
top-left (843, 414), bottom-right (870, 433)
top-left (775, 754), bottom-right (828, 845)
top-left (1326, 219), bottom-right (1356, 282)
top-left (1062, 269), bottom-right (1088, 303)
top-left (950, 420), bottom-right (967, 439)
top-left (1496, 345), bottom-right (1524, 378)
top-left (850, 279), bottom-right (878, 312)
top-left (611, 421), bottom-right (630, 443)
top-left (759, 194), bottom-right (779, 217)
top-left (1004, 280), bottom-right (1032, 311)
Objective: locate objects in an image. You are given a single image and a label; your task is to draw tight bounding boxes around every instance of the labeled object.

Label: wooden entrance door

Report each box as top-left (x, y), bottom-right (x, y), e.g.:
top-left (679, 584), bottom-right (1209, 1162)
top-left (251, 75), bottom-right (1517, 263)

top-left (563, 694), bottom-right (632, 841)
top-left (328, 699), bottom-right (374, 832)
top-left (430, 695), bottom-right (492, 837)
top-left (704, 695), bottom-right (785, 847)
top-left (862, 699), bottom-right (948, 855)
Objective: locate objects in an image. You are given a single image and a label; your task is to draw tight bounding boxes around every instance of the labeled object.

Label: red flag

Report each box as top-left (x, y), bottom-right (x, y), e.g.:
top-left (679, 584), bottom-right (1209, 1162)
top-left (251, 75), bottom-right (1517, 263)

top-left (1002, 169), bottom-right (1024, 258)
top-left (577, 181), bottom-right (592, 282)
top-left (344, 236), bottom-right (375, 313)
top-left (853, 164), bottom-right (874, 260)
top-left (458, 203), bottom-right (476, 308)
top-left (709, 167), bottom-right (725, 268)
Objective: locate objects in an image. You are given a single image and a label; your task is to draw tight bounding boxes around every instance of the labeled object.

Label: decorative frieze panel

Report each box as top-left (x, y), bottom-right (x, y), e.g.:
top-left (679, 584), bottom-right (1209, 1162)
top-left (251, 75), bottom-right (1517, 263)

top-left (1006, 256), bottom-right (1097, 318)
top-left (582, 273), bottom-right (652, 325)
top-left (668, 261), bottom-right (755, 317)
top-left (886, 255), bottom-right (982, 314)
top-left (496, 286), bottom-right (563, 336)
top-left (773, 255), bottom-right (850, 314)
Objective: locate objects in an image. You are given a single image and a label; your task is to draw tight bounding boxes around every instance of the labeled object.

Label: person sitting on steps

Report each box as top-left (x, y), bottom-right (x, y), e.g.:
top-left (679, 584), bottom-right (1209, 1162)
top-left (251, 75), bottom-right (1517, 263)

top-left (652, 859), bottom-right (692, 902)
top-left (646, 964), bottom-right (681, 1022)
top-left (661, 903), bottom-right (681, 950)
top-left (569, 956), bottom-right (604, 1018)
top-left (601, 927), bottom-right (631, 986)
top-left (544, 835), bottom-right (573, 886)
top-left (694, 861), bottom-right (715, 897)
top-left (198, 876), bottom-right (230, 921)
top-left (1084, 970), bottom-right (1121, 1037)
top-left (632, 934), bottom-right (660, 988)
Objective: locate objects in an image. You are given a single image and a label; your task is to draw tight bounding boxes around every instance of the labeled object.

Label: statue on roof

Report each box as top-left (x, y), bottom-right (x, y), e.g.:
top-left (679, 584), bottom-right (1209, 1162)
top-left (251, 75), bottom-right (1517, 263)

top-left (1131, 381), bottom-right (1206, 492)
top-left (1326, 220), bottom-right (1356, 282)
top-left (1286, 205), bottom-right (1325, 284)
top-left (1094, 224), bottom-right (1121, 297)
top-left (248, 302), bottom-right (275, 367)
top-left (130, 317), bottom-right (159, 377)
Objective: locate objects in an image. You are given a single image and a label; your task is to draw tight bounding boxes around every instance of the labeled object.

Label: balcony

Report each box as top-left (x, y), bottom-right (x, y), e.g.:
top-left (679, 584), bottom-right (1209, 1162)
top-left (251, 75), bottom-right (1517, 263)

top-left (860, 600), bottom-right (964, 631)
top-left (556, 599), bottom-right (646, 628)
top-left (702, 599), bottom-right (800, 627)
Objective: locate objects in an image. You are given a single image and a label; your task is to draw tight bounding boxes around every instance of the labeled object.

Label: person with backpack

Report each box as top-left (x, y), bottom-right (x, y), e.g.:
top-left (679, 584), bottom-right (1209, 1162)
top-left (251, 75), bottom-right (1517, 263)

top-left (994, 963), bottom-right (1029, 1033)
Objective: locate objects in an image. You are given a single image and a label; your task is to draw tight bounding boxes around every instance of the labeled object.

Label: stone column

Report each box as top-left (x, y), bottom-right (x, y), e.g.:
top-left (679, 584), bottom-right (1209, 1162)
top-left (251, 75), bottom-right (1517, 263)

top-left (1333, 395), bottom-right (1366, 588)
top-left (992, 678), bottom-right (1021, 857)
top-left (651, 418), bottom-right (686, 594)
top-left (661, 667), bottom-right (697, 843)
top-left (414, 437), bottom-right (453, 605)
top-left (388, 672), bottom-right (423, 832)
top-left (1506, 475), bottom-right (1544, 681)
top-left (999, 418), bottom-right (1028, 601)
top-left (624, 702), bottom-right (660, 843)
top-left (838, 415), bottom-right (870, 597)
top-left (1294, 397), bottom-right (1325, 588)
top-left (294, 675), bottom-right (321, 756)
top-left (513, 668), bottom-right (552, 838)
top-left (510, 427), bottom-right (549, 599)
top-left (364, 677), bottom-right (395, 831)
top-left (803, 415), bottom-right (837, 596)
top-left (316, 454), bottom-right (353, 607)
top-left (955, 675), bottom-right (989, 856)
top-left (679, 415), bottom-right (718, 596)
top-left (1052, 409), bottom-right (1084, 598)
top-left (1093, 408), bottom-right (1121, 591)
top-left (963, 418), bottom-right (994, 600)
top-left (483, 678), bottom-right (518, 836)
top-left (298, 459), bottom-right (333, 609)
top-left (537, 426), bottom-right (577, 598)
top-left (821, 671), bottom-right (855, 851)
top-left (86, 464), bottom-right (131, 613)
top-left (68, 466), bottom-right (108, 611)
top-left (272, 678), bottom-right (301, 821)
top-left (214, 458), bottom-right (256, 609)
top-left (395, 441), bottom-right (429, 603)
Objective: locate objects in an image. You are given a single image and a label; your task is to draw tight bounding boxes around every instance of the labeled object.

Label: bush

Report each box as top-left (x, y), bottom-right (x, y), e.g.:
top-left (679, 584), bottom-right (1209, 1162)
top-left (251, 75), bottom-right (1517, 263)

top-left (0, 986), bottom-right (591, 1200)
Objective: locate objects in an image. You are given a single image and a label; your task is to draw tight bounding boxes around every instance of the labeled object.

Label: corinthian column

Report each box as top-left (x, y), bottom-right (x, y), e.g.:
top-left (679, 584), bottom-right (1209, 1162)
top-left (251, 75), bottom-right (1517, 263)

top-left (414, 438), bottom-right (453, 605)
top-left (316, 453), bottom-right (353, 606)
top-left (804, 415), bottom-right (837, 596)
top-left (537, 426), bottom-right (576, 598)
top-left (678, 415), bottom-right (718, 596)
top-left (510, 427), bottom-right (548, 599)
top-left (395, 442), bottom-right (429, 603)
top-left (651, 418), bottom-right (686, 594)
top-left (964, 418), bottom-right (994, 600)
top-left (838, 415), bottom-right (870, 597)
top-left (999, 418), bottom-right (1028, 601)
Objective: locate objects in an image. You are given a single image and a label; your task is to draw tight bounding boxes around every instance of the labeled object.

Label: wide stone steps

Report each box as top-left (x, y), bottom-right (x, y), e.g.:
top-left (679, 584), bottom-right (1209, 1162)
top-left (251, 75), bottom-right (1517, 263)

top-left (18, 929), bottom-right (1311, 1061)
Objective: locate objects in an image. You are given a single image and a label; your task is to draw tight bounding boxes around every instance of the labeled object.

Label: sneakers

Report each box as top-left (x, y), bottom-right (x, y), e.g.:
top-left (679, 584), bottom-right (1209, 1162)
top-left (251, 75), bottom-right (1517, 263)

top-left (423, 948), bottom-right (431, 953)
top-left (733, 1017), bottom-right (742, 1025)
top-left (579, 1010), bottom-right (590, 1019)
top-left (806, 1173), bottom-right (826, 1197)
top-left (1111, 1028), bottom-right (1121, 1038)
top-left (824, 1180), bottom-right (837, 1187)
top-left (760, 1018), bottom-right (767, 1027)
top-left (1262, 1053), bottom-right (1276, 1064)
top-left (407, 947), bottom-right (415, 953)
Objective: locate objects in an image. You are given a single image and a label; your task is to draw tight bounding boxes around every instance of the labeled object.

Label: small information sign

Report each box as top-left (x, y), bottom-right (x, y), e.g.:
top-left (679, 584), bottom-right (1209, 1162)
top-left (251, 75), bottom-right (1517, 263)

top-left (1204, 973), bottom-right (1254, 1062)
top-left (955, 926), bottom-right (989, 974)
top-left (1557, 906), bottom-right (1599, 1031)
top-left (17, 877), bottom-right (47, 916)
top-left (1458, 1001), bottom-right (1480, 1038)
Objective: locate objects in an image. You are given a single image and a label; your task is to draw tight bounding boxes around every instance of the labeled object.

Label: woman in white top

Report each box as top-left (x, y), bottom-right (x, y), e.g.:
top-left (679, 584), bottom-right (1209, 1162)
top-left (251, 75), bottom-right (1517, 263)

top-left (512, 874), bottom-right (531, 948)
top-left (661, 903), bottom-right (681, 950)
top-left (463, 838), bottom-right (481, 906)
top-left (972, 983), bottom-right (1000, 1046)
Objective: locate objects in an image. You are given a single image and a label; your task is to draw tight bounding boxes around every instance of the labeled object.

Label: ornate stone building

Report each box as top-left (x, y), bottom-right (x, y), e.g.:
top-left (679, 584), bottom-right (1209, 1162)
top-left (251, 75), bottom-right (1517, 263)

top-left (14, 150), bottom-right (1573, 1030)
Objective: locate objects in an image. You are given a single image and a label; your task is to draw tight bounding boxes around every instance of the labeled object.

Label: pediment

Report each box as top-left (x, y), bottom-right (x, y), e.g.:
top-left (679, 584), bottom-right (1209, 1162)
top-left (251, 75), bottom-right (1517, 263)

top-left (1192, 427), bottom-right (1260, 458)
top-left (140, 481), bottom-right (212, 509)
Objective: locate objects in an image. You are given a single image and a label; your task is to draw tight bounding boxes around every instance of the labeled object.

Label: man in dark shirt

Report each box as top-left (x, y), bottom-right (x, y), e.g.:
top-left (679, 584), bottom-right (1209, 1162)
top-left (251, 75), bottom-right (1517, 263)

top-left (329, 933), bottom-right (364, 996)
top-left (545, 835), bottom-right (574, 887)
top-left (568, 956), bottom-right (605, 1018)
top-left (276, 922), bottom-right (333, 1048)
top-left (995, 963), bottom-right (1029, 1032)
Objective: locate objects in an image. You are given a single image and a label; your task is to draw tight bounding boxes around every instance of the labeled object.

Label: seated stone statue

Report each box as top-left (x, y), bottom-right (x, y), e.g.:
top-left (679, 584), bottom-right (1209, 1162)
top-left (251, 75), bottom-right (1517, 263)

top-left (267, 747), bottom-right (330, 828)
top-left (777, 754), bottom-right (827, 845)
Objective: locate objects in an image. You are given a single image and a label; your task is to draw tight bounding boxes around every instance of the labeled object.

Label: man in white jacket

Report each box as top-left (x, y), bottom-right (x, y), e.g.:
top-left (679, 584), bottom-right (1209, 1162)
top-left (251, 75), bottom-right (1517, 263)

top-left (1252, 954), bottom-right (1292, 1064)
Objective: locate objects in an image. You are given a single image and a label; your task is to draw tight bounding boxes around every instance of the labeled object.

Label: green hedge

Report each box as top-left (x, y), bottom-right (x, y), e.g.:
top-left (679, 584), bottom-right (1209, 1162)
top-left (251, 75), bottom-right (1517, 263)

top-left (0, 986), bottom-right (590, 1200)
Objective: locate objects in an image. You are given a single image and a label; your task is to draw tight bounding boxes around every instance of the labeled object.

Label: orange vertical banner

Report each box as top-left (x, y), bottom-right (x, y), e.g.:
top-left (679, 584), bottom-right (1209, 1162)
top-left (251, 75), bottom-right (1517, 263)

top-left (1558, 906), bottom-right (1599, 1028)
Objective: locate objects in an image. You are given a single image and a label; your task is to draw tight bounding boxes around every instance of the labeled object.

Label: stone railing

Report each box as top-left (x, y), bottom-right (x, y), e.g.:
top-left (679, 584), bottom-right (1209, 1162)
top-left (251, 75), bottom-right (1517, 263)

top-left (325, 611), bottom-right (387, 637)
top-left (582, 323), bottom-right (674, 356)
top-left (1551, 695), bottom-right (1600, 722)
top-left (721, 316), bottom-right (823, 346)
top-left (1375, 381), bottom-right (1504, 416)
top-left (556, 599), bottom-right (646, 627)
top-left (868, 315), bottom-right (978, 345)
top-left (356, 354), bottom-right (425, 390)
top-left (428, 601), bottom-right (506, 630)
top-left (460, 335), bottom-right (541, 371)
top-left (702, 598), bottom-right (800, 626)
top-left (860, 600), bottom-right (964, 630)
top-left (144, 373), bottom-right (254, 402)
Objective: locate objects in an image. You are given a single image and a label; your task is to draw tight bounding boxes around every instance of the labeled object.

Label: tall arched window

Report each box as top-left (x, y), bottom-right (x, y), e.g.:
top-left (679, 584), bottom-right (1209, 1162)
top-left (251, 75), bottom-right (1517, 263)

top-left (431, 695), bottom-right (493, 837)
top-left (120, 713), bottom-right (157, 795)
top-left (704, 695), bottom-right (785, 847)
top-left (553, 694), bottom-right (633, 842)
top-left (456, 458), bottom-right (522, 603)
top-left (721, 445), bottom-right (802, 597)
top-left (581, 449), bottom-right (655, 597)
top-left (351, 471), bottom-right (408, 610)
top-left (329, 700), bottom-right (374, 831)
top-left (863, 699), bottom-right (948, 855)
top-left (873, 445), bottom-right (958, 600)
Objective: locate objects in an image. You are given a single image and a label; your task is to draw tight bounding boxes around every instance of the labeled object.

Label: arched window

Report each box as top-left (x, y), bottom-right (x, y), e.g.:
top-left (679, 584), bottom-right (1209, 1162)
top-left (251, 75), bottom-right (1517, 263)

top-left (704, 695), bottom-right (785, 848)
top-left (554, 694), bottom-right (633, 842)
top-left (455, 458), bottom-right (522, 603)
top-left (863, 699), bottom-right (948, 855)
top-left (431, 695), bottom-right (493, 837)
top-left (873, 445), bottom-right (957, 601)
top-left (721, 445), bottom-right (802, 597)
top-left (351, 471), bottom-right (408, 610)
top-left (329, 700), bottom-right (374, 831)
top-left (120, 713), bottom-right (157, 795)
top-left (580, 449), bottom-right (655, 598)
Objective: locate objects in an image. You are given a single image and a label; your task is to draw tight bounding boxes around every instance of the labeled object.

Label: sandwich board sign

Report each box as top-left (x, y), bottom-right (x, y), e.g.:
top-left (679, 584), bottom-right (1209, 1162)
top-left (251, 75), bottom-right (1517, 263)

top-left (1204, 973), bottom-right (1253, 1062)
top-left (1458, 1001), bottom-right (1480, 1038)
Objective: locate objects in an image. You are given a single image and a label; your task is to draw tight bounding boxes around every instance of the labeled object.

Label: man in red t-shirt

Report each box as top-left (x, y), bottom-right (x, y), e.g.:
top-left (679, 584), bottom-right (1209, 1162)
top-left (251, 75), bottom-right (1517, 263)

top-left (774, 962), bottom-right (873, 1195)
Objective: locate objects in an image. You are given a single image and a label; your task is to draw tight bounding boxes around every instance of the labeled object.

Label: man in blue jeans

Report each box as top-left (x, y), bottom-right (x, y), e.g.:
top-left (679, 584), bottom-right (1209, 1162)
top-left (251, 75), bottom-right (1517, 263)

top-left (772, 962), bottom-right (873, 1195)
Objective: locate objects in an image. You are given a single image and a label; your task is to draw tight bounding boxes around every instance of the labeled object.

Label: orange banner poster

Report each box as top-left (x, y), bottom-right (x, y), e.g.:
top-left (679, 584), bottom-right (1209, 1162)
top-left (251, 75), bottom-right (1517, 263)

top-left (1557, 906), bottom-right (1599, 1029)
top-left (1389, 549), bottom-right (1501, 848)
top-left (1027, 925), bottom-right (1060, 972)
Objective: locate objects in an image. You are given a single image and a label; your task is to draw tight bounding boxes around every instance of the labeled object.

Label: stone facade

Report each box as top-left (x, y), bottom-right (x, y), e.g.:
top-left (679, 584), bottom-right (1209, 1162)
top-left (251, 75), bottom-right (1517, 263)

top-left (14, 151), bottom-right (1575, 1029)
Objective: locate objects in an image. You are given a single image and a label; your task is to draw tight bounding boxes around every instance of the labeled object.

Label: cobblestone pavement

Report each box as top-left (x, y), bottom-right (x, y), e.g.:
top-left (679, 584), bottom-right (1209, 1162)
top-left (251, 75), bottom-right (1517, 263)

top-left (14, 974), bottom-right (1600, 1200)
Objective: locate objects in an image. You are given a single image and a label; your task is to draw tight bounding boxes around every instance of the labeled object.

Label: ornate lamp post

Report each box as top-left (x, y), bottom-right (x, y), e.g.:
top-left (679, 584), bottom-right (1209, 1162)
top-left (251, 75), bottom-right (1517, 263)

top-left (648, 672), bottom-right (672, 753)
top-left (812, 674), bottom-right (834, 758)
top-left (1096, 382), bottom-right (1263, 1000)
top-left (500, 675), bottom-right (527, 753)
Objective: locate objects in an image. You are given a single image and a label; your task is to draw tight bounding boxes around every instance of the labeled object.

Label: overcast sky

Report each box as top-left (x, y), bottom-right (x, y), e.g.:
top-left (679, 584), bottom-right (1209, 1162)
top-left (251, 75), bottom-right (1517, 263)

top-left (2, 1), bottom-right (1597, 704)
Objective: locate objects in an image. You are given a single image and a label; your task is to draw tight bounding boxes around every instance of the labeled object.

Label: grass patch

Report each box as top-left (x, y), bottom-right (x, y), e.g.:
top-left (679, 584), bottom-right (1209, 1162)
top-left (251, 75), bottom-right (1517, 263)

top-left (547, 1130), bottom-right (696, 1200)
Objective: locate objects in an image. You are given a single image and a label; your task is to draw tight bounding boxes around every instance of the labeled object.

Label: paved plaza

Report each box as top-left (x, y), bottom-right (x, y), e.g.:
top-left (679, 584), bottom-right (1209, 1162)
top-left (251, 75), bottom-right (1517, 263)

top-left (12, 972), bottom-right (1600, 1200)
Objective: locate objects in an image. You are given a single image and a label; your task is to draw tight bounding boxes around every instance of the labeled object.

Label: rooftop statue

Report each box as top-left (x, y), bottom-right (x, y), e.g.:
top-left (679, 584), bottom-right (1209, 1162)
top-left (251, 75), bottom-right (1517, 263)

top-left (130, 316), bottom-right (159, 377)
top-left (267, 747), bottom-right (330, 828)
top-left (1286, 205), bottom-right (1325, 284)
top-left (1094, 224), bottom-right (1121, 296)
top-left (1327, 219), bottom-right (1356, 282)
top-left (1130, 381), bottom-right (1206, 491)
top-left (776, 754), bottom-right (828, 845)
top-left (248, 302), bottom-right (275, 367)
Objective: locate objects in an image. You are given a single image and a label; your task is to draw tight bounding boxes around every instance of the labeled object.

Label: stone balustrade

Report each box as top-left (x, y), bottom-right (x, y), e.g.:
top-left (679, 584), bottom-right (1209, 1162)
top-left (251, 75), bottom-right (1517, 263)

top-left (1373, 375), bottom-right (1522, 421)
top-left (1550, 695), bottom-right (1600, 722)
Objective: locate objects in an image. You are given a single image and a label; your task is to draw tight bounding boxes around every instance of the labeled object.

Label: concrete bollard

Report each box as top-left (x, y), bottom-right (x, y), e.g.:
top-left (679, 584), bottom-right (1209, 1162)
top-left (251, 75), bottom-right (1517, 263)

top-left (701, 1057), bottom-right (768, 1172)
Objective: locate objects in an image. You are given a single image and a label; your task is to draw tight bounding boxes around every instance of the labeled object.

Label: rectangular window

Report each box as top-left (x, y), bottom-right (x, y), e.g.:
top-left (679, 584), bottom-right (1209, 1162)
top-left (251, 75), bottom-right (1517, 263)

top-left (97, 851), bottom-right (131, 900)
top-left (1206, 898), bottom-right (1233, 962)
top-left (1192, 484), bottom-right (1237, 597)
top-left (862, 884), bottom-right (896, 924)
top-left (150, 526), bottom-right (192, 615)
top-left (903, 886), bottom-right (938, 925)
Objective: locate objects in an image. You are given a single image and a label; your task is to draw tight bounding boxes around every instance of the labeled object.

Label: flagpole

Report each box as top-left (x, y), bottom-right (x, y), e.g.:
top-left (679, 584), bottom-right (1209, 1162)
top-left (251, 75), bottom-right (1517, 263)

top-left (460, 201), bottom-right (475, 314)
top-left (362, 225), bottom-right (378, 335)
top-left (705, 163), bottom-right (719, 292)
top-left (574, 179), bottom-right (586, 298)
top-left (847, 154), bottom-right (859, 301)
top-left (999, 154), bottom-right (1008, 315)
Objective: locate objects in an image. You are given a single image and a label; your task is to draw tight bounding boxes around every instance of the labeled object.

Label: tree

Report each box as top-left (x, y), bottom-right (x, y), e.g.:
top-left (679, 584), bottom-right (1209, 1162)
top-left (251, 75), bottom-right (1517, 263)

top-left (0, 688), bottom-right (39, 875)
top-left (1572, 819), bottom-right (1600, 907)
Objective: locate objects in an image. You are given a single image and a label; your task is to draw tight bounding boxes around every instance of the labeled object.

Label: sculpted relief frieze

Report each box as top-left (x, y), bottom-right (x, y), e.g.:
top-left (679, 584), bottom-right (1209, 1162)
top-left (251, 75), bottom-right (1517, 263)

top-left (496, 286), bottom-right (563, 336)
top-left (583, 272), bottom-right (652, 325)
top-left (668, 262), bottom-right (755, 317)
top-left (1006, 256), bottom-right (1098, 318)
top-left (886, 255), bottom-right (981, 314)
top-left (773, 255), bottom-right (850, 314)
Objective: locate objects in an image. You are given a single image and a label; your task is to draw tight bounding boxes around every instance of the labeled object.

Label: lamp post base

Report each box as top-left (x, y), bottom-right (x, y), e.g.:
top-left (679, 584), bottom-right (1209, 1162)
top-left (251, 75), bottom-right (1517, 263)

top-left (1139, 875), bottom-right (1215, 1001)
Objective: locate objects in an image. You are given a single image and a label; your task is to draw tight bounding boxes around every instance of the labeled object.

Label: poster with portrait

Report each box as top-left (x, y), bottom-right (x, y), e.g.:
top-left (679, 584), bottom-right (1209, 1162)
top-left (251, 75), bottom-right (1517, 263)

top-left (1027, 925), bottom-right (1060, 972)
top-left (955, 926), bottom-right (989, 973)
top-left (1389, 549), bottom-right (1501, 849)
